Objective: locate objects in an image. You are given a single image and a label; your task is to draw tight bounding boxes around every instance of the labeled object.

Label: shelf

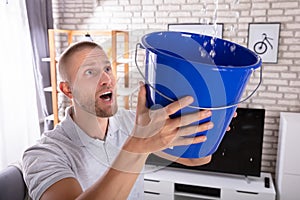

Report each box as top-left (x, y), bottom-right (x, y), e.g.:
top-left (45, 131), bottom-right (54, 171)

top-left (117, 86), bottom-right (138, 96)
top-left (43, 86), bottom-right (52, 92)
top-left (116, 58), bottom-right (132, 65)
top-left (41, 57), bottom-right (59, 62)
top-left (174, 192), bottom-right (220, 200)
top-left (45, 114), bottom-right (54, 121)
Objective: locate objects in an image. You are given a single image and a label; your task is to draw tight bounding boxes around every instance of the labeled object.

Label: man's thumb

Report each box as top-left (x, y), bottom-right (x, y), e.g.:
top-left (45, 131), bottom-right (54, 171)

top-left (136, 81), bottom-right (147, 114)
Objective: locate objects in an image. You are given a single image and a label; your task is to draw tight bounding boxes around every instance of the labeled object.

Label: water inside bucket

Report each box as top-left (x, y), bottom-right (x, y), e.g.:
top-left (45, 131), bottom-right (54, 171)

top-left (141, 31), bottom-right (261, 158)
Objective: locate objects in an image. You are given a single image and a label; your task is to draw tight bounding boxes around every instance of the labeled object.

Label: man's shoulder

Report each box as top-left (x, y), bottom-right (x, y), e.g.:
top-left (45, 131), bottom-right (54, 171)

top-left (40, 124), bottom-right (70, 144)
top-left (23, 123), bottom-right (76, 158)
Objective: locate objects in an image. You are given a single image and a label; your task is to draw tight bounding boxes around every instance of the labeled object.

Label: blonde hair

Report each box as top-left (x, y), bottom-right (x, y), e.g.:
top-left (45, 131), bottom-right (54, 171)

top-left (58, 41), bottom-right (103, 82)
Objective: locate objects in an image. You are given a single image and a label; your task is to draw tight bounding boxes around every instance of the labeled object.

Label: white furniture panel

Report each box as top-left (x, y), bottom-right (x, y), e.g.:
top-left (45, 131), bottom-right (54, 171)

top-left (144, 192), bottom-right (173, 200)
top-left (144, 166), bottom-right (276, 200)
top-left (144, 179), bottom-right (174, 194)
top-left (276, 112), bottom-right (300, 200)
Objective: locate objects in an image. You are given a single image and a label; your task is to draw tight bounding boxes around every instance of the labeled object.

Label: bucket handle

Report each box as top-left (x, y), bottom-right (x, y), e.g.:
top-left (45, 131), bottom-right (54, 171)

top-left (135, 43), bottom-right (262, 110)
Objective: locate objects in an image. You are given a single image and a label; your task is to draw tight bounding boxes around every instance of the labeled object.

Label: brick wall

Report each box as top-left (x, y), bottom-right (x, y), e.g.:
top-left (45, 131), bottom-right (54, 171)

top-left (51, 0), bottom-right (300, 175)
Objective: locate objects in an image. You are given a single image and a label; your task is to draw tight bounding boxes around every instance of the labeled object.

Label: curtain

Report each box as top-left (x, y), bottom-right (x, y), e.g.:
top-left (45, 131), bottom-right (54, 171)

top-left (25, 0), bottom-right (53, 131)
top-left (0, 1), bottom-right (41, 170)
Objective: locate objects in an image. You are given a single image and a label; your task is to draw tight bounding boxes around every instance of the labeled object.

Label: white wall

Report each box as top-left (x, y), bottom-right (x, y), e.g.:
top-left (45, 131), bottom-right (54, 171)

top-left (50, 0), bottom-right (300, 175)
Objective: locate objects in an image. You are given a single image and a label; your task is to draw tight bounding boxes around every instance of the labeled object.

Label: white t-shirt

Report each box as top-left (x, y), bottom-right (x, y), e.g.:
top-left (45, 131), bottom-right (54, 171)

top-left (22, 107), bottom-right (144, 200)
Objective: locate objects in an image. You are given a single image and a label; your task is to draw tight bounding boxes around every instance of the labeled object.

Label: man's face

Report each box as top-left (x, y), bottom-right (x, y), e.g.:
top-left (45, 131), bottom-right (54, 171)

top-left (68, 46), bottom-right (118, 117)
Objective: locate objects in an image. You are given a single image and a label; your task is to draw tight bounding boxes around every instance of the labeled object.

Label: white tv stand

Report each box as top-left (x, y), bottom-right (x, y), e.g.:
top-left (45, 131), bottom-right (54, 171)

top-left (144, 166), bottom-right (276, 200)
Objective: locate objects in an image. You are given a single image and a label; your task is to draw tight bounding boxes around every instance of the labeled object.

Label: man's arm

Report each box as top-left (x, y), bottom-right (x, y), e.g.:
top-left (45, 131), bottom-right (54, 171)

top-left (154, 151), bottom-right (212, 166)
top-left (40, 83), bottom-right (213, 200)
top-left (40, 141), bottom-right (148, 200)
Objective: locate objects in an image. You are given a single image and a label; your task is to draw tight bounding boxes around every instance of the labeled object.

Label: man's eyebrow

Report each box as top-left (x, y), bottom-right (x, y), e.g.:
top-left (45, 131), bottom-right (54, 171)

top-left (104, 60), bottom-right (111, 66)
top-left (79, 60), bottom-right (96, 68)
top-left (79, 60), bottom-right (111, 68)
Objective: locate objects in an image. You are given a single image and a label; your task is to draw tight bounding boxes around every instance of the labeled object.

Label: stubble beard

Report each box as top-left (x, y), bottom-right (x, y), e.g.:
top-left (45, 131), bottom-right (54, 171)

top-left (73, 91), bottom-right (118, 118)
top-left (94, 98), bottom-right (118, 118)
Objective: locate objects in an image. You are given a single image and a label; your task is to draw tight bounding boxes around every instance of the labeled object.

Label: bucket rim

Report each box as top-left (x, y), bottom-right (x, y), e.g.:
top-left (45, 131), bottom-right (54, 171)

top-left (141, 31), bottom-right (262, 70)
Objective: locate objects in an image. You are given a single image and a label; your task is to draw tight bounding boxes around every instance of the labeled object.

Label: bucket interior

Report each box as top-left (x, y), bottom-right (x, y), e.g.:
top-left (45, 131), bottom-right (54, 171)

top-left (142, 31), bottom-right (260, 69)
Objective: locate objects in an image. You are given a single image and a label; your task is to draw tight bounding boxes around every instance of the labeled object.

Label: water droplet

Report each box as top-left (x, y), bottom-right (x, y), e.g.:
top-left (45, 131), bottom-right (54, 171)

top-left (203, 41), bottom-right (208, 47)
top-left (210, 38), bottom-right (215, 46)
top-left (200, 18), bottom-right (210, 24)
top-left (231, 25), bottom-right (236, 32)
top-left (235, 11), bottom-right (240, 18)
top-left (210, 50), bottom-right (216, 58)
top-left (230, 0), bottom-right (240, 8)
top-left (232, 0), bottom-right (240, 6)
top-left (201, 1), bottom-right (207, 14)
top-left (227, 25), bottom-right (237, 36)
top-left (199, 47), bottom-right (206, 57)
top-left (230, 44), bottom-right (236, 52)
top-left (200, 49), bottom-right (207, 57)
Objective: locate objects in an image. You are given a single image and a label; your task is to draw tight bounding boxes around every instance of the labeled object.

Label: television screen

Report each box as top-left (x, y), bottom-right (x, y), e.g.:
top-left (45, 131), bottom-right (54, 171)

top-left (146, 107), bottom-right (265, 177)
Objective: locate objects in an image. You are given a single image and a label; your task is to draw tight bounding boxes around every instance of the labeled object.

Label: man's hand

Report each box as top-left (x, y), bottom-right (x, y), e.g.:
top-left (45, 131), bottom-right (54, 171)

top-left (226, 109), bottom-right (238, 131)
top-left (125, 82), bottom-right (213, 154)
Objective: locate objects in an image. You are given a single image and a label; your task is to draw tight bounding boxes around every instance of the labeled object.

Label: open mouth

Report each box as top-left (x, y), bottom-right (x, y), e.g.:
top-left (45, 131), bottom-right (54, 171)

top-left (99, 91), bottom-right (112, 101)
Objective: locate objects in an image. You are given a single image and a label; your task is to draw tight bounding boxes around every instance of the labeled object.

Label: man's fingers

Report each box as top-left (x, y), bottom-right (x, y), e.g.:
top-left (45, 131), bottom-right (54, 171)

top-left (164, 96), bottom-right (194, 116)
top-left (233, 111), bottom-right (238, 118)
top-left (136, 81), bottom-right (147, 115)
top-left (176, 122), bottom-right (214, 137)
top-left (173, 135), bottom-right (208, 147)
top-left (175, 110), bottom-right (212, 127)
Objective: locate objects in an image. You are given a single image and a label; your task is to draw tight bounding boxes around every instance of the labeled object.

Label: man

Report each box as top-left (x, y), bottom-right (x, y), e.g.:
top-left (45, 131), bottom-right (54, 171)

top-left (22, 41), bottom-right (214, 200)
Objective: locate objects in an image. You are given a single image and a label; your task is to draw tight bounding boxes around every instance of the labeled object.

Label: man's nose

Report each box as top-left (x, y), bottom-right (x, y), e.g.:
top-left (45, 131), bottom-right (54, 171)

top-left (99, 71), bottom-right (113, 86)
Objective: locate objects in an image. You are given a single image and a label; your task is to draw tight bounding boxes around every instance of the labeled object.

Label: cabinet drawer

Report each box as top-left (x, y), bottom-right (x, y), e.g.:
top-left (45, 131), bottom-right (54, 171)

top-left (144, 192), bottom-right (173, 200)
top-left (144, 178), bottom-right (174, 194)
top-left (223, 189), bottom-right (275, 200)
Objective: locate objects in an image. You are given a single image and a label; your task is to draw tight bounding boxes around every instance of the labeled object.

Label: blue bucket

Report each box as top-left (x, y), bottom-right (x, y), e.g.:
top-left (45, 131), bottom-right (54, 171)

top-left (138, 31), bottom-right (262, 158)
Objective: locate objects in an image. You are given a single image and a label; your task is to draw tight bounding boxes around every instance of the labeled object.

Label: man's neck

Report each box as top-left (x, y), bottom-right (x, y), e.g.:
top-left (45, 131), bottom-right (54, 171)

top-left (71, 106), bottom-right (109, 140)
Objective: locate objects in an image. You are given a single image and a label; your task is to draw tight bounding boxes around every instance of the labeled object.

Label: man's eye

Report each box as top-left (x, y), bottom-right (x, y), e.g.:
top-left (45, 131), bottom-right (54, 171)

top-left (104, 66), bottom-right (112, 73)
top-left (84, 70), bottom-right (94, 75)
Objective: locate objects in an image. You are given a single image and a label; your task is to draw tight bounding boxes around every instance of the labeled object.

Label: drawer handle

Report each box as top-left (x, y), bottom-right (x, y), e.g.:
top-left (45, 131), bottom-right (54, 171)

top-left (144, 191), bottom-right (160, 195)
top-left (144, 178), bottom-right (160, 183)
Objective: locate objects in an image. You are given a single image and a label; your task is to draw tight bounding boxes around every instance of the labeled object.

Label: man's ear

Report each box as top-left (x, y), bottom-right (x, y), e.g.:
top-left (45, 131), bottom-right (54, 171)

top-left (59, 82), bottom-right (73, 99)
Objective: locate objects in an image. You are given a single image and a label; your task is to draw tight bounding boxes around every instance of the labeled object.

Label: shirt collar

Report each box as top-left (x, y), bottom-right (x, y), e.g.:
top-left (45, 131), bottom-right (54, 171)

top-left (59, 106), bottom-right (124, 147)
